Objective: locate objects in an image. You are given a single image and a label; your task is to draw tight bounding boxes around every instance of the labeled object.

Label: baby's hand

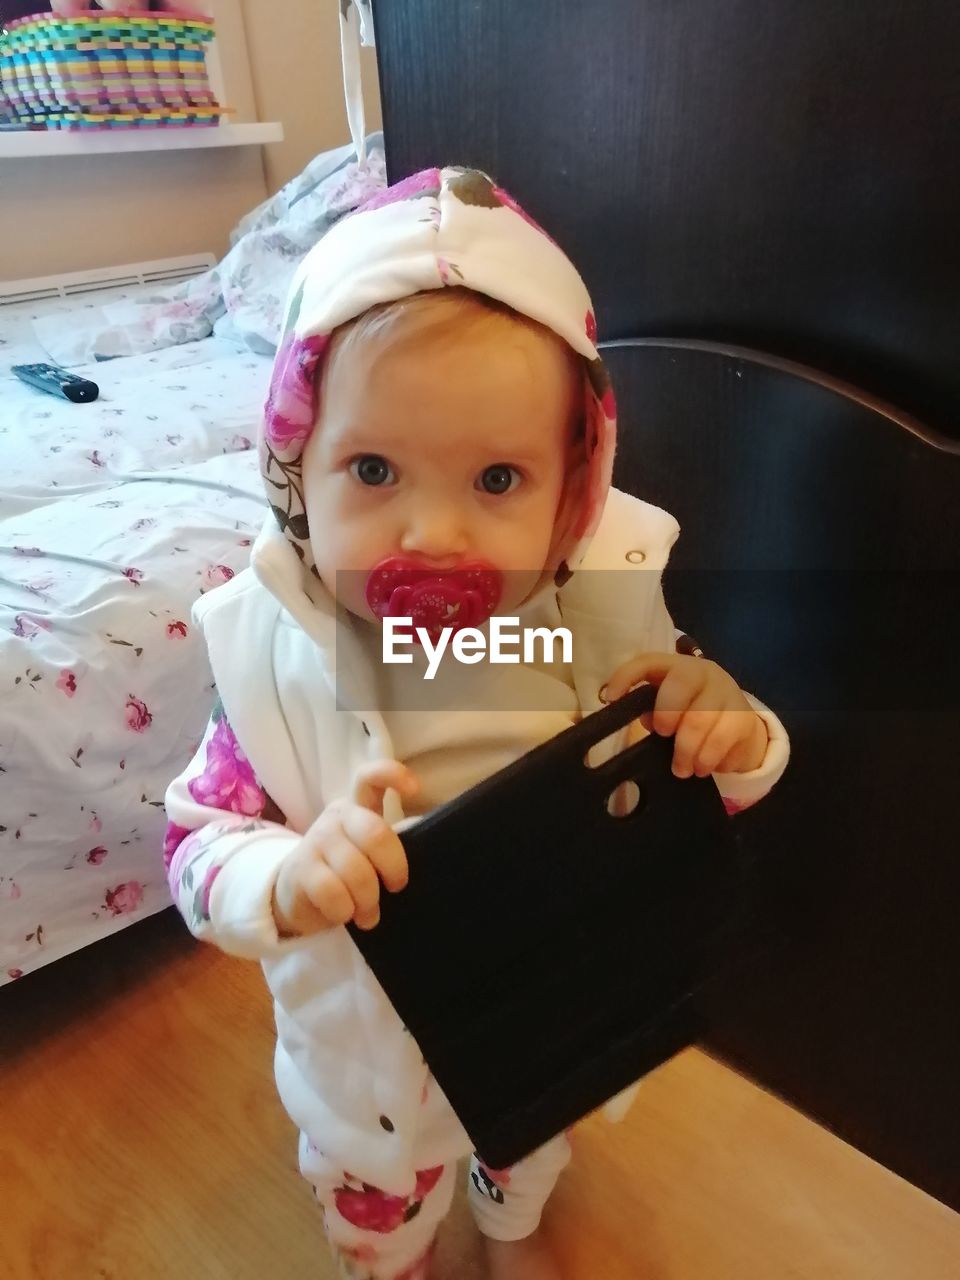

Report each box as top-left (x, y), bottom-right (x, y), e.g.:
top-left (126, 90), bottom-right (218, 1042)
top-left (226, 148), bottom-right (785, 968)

top-left (273, 759), bottom-right (419, 938)
top-left (603, 652), bottom-right (768, 778)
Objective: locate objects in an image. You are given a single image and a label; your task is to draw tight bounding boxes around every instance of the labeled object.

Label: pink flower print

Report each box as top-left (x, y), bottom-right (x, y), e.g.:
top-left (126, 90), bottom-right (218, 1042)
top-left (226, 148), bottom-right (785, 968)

top-left (12, 613), bottom-right (51, 639)
top-left (197, 863), bottom-right (221, 921)
top-left (357, 167), bottom-right (441, 214)
top-left (187, 717), bottom-right (265, 817)
top-left (340, 1243), bottom-right (379, 1267)
top-left (163, 821), bottom-right (193, 870)
top-left (229, 434), bottom-right (253, 452)
top-left (414, 1166), bottom-right (444, 1198)
top-left (104, 881), bottom-right (144, 915)
top-left (7, 969), bottom-right (24, 981)
top-left (130, 517), bottom-right (156, 532)
top-left (333, 1182), bottom-right (410, 1234)
top-left (86, 846), bottom-right (108, 865)
top-left (722, 796), bottom-right (753, 816)
top-left (123, 567), bottom-right (144, 587)
top-left (394, 1245), bottom-right (437, 1280)
top-left (573, 402), bottom-right (612, 541)
top-left (125, 696), bottom-right (152, 733)
top-left (585, 310), bottom-right (598, 344)
top-left (333, 1165), bottom-right (444, 1235)
top-left (90, 814), bottom-right (102, 834)
top-left (0, 878), bottom-right (22, 900)
top-left (477, 1160), bottom-right (512, 1188)
top-left (56, 669), bottom-right (77, 697)
top-left (202, 564), bottom-right (235, 591)
top-left (263, 331), bottom-right (331, 452)
top-left (160, 300), bottom-right (197, 323)
top-left (87, 450), bottom-right (105, 468)
top-left (166, 834), bottom-right (204, 900)
top-left (492, 185), bottom-right (560, 246)
top-left (166, 620), bottom-right (188, 638)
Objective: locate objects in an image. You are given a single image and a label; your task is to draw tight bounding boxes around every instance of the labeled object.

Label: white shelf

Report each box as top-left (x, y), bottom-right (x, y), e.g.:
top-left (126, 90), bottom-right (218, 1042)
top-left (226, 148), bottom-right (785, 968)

top-left (0, 121), bottom-right (283, 159)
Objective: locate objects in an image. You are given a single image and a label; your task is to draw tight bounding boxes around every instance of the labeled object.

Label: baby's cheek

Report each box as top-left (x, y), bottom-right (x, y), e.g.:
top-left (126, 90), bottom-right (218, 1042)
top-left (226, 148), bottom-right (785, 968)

top-left (502, 518), bottom-right (564, 593)
top-left (497, 567), bottom-right (549, 614)
top-left (319, 560), bottom-right (374, 621)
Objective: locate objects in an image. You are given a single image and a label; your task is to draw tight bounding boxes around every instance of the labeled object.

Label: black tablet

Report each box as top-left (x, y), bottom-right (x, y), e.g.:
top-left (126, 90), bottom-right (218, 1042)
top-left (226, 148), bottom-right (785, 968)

top-left (349, 684), bottom-right (752, 1168)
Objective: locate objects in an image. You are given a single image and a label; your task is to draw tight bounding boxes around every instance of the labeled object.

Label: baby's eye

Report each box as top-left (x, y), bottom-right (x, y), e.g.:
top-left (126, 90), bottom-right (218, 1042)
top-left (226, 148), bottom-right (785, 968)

top-left (350, 454), bottom-right (395, 486)
top-left (478, 464), bottom-right (521, 495)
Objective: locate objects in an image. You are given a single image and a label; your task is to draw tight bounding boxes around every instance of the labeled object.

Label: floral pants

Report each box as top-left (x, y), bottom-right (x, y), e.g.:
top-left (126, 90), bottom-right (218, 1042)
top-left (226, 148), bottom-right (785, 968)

top-left (300, 1132), bottom-right (572, 1280)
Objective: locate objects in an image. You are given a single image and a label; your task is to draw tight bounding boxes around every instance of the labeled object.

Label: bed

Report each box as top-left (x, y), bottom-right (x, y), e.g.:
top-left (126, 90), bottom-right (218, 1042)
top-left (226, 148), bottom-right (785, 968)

top-left (0, 136), bottom-right (386, 985)
top-left (0, 288), bottom-right (269, 983)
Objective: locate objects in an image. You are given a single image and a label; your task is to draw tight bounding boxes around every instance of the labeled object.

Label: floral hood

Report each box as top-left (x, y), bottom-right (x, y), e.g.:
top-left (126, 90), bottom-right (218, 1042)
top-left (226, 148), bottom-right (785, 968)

top-left (257, 166), bottom-right (617, 601)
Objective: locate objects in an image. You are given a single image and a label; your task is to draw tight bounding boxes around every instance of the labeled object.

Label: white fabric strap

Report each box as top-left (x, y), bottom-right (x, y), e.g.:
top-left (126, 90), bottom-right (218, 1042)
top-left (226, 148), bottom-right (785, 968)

top-left (339, 0), bottom-right (368, 164)
top-left (355, 0), bottom-right (375, 46)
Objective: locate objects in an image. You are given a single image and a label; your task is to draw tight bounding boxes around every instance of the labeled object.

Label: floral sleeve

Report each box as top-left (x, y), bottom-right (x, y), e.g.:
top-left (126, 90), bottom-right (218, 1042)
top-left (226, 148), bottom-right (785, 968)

top-left (163, 698), bottom-right (302, 958)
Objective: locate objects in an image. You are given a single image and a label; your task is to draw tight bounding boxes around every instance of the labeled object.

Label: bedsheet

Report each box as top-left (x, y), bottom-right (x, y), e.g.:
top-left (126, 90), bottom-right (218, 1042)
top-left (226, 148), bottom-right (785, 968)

top-left (1, 290), bottom-right (271, 520)
top-left (0, 450), bottom-right (266, 984)
top-left (0, 284), bottom-right (156, 375)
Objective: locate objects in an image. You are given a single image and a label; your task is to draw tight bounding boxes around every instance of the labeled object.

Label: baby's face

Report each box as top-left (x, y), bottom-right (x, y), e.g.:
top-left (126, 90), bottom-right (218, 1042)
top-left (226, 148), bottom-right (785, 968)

top-left (302, 318), bottom-right (582, 625)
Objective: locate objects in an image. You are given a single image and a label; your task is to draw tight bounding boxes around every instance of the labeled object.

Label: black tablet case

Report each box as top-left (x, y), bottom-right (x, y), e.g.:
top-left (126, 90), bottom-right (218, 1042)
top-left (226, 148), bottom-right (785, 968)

top-left (349, 684), bottom-right (754, 1168)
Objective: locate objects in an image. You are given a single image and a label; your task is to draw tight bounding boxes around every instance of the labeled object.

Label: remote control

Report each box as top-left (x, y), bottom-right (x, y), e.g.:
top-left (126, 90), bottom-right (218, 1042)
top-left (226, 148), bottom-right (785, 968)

top-left (12, 363), bottom-right (99, 403)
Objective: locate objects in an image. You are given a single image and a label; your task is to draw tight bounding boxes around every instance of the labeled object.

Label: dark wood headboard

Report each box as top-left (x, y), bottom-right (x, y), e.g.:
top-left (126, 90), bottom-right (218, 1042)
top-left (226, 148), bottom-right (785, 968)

top-left (375, 0), bottom-right (960, 440)
top-left (374, 0), bottom-right (960, 1209)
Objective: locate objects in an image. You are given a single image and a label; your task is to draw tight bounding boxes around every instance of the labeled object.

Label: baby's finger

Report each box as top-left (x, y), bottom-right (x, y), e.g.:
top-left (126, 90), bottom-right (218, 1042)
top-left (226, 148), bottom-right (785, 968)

top-left (339, 803), bottom-right (409, 894)
top-left (602, 652), bottom-right (681, 704)
top-left (652, 665), bottom-right (706, 739)
top-left (693, 710), bottom-right (750, 777)
top-left (350, 758), bottom-right (420, 814)
top-left (300, 860), bottom-right (356, 927)
top-left (671, 700), bottom-right (722, 778)
top-left (715, 740), bottom-right (749, 773)
top-left (323, 835), bottom-right (383, 929)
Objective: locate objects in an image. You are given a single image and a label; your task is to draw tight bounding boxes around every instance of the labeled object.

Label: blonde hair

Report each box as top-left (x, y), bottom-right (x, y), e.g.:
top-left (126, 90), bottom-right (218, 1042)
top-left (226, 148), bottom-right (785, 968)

top-left (328, 287), bottom-right (586, 445)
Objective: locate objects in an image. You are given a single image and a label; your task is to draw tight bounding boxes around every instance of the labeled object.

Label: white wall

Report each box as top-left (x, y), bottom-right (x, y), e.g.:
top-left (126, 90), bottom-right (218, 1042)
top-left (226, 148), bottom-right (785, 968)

top-left (239, 0), bottom-right (382, 194)
top-left (0, 0), bottom-right (382, 281)
top-left (0, 148), bottom-right (267, 280)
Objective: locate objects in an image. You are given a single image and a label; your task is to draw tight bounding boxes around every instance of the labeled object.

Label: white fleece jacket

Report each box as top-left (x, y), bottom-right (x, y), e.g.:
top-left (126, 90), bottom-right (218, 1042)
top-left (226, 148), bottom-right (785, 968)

top-left (163, 485), bottom-right (789, 1196)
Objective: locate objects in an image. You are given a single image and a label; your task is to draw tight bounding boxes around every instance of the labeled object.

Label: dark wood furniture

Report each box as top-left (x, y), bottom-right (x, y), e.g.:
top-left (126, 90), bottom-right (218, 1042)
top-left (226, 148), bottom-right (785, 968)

top-left (374, 0), bottom-right (960, 1209)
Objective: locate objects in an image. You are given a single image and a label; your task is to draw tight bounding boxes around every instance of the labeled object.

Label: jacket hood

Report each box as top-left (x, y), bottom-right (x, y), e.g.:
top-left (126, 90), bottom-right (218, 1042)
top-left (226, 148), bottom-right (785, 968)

top-left (256, 165), bottom-right (617, 619)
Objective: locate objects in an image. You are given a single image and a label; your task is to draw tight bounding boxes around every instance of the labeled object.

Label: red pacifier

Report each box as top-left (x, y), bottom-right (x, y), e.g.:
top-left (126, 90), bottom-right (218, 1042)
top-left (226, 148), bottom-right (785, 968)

top-left (365, 557), bottom-right (503, 644)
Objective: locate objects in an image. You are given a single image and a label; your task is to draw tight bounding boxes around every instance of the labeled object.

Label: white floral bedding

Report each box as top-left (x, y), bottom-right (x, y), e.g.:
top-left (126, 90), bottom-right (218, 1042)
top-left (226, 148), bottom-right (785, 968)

top-left (0, 450), bottom-right (266, 985)
top-left (0, 289), bottom-right (271, 985)
top-left (1, 307), bottom-right (270, 519)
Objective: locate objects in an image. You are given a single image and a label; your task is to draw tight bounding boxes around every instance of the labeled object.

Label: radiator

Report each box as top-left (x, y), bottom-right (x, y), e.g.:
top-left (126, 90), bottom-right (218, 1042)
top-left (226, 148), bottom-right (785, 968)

top-left (0, 253), bottom-right (216, 306)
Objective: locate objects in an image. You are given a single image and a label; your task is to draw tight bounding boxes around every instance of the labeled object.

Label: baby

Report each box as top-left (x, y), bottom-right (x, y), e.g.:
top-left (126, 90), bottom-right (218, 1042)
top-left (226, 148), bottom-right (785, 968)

top-left (164, 168), bottom-right (789, 1280)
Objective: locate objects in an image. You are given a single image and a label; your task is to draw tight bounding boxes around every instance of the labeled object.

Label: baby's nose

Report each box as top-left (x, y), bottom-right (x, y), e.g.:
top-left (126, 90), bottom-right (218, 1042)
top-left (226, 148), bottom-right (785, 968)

top-left (399, 504), bottom-right (468, 561)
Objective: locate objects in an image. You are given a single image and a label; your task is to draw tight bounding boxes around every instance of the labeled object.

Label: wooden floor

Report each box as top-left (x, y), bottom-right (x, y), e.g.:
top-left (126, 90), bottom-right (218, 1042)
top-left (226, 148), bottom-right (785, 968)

top-left (1, 911), bottom-right (957, 1280)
